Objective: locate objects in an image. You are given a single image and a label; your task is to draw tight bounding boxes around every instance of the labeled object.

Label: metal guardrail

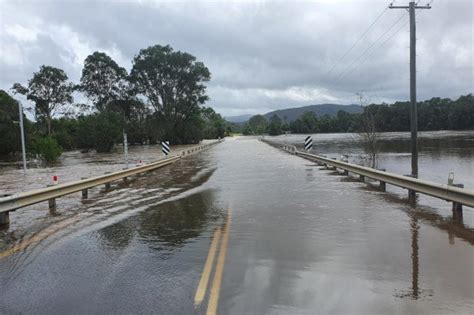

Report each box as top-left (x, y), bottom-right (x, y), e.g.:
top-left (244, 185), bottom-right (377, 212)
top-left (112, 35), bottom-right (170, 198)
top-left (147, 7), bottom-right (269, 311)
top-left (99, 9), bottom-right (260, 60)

top-left (0, 140), bottom-right (223, 218)
top-left (261, 138), bottom-right (474, 209)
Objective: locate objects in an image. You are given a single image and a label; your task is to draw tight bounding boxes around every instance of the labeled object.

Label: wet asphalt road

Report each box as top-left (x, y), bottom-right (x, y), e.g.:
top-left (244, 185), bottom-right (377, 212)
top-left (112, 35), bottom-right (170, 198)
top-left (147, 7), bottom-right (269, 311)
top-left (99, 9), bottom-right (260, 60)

top-left (0, 138), bottom-right (473, 314)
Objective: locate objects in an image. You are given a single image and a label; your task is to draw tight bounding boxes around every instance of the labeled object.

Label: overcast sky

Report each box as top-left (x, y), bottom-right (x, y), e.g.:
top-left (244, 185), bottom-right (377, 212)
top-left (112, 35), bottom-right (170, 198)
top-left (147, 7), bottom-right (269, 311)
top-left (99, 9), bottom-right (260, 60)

top-left (0, 0), bottom-right (472, 117)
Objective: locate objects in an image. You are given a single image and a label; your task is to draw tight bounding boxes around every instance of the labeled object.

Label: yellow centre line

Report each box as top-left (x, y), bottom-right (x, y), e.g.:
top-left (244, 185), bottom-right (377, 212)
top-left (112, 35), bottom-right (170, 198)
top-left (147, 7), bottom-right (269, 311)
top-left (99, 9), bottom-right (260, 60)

top-left (194, 228), bottom-right (222, 306)
top-left (207, 209), bottom-right (232, 315)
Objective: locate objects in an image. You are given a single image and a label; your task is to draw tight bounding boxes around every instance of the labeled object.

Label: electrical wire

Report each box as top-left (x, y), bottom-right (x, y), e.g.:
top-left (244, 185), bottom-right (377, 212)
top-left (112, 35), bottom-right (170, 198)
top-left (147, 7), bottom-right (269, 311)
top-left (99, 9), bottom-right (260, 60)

top-left (322, 6), bottom-right (389, 79)
top-left (338, 16), bottom-right (409, 82)
top-left (339, 8), bottom-right (428, 83)
top-left (333, 12), bottom-right (407, 83)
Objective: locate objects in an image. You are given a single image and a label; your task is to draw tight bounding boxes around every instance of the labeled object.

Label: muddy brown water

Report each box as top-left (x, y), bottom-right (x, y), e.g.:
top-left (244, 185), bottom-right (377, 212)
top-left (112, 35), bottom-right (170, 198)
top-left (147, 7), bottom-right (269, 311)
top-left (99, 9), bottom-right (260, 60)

top-left (0, 135), bottom-right (473, 314)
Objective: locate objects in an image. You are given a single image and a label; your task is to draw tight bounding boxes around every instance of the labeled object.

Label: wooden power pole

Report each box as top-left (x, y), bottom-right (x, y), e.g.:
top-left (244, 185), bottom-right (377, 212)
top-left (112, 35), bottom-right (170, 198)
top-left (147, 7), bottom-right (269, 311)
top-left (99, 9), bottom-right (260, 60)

top-left (389, 1), bottom-right (431, 181)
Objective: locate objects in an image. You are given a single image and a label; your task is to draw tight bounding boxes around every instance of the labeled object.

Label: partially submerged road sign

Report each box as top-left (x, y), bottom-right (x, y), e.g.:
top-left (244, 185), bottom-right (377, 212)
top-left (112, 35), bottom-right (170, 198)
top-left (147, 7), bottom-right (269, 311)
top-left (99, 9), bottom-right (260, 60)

top-left (304, 136), bottom-right (313, 151)
top-left (161, 141), bottom-right (170, 156)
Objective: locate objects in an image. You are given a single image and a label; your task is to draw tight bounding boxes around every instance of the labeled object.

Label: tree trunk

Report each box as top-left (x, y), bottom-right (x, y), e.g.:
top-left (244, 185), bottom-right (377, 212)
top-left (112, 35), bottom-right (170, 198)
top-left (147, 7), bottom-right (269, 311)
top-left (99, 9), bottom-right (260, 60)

top-left (46, 115), bottom-right (52, 135)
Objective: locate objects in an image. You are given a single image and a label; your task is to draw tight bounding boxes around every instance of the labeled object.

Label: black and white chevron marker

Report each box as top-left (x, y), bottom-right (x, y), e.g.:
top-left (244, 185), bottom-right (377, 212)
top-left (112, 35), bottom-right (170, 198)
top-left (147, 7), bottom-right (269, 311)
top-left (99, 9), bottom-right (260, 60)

top-left (161, 141), bottom-right (170, 156)
top-left (304, 136), bottom-right (313, 151)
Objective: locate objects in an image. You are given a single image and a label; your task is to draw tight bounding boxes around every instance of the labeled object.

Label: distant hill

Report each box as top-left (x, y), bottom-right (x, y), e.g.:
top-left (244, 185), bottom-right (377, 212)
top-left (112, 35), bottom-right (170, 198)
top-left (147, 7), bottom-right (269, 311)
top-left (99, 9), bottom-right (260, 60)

top-left (225, 104), bottom-right (363, 124)
top-left (225, 114), bottom-right (252, 123)
top-left (263, 104), bottom-right (362, 122)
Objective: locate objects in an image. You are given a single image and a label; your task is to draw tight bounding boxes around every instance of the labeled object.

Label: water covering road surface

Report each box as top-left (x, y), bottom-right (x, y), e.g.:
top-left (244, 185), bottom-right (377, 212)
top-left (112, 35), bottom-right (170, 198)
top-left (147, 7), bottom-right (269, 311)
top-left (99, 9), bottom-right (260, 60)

top-left (0, 137), bottom-right (473, 314)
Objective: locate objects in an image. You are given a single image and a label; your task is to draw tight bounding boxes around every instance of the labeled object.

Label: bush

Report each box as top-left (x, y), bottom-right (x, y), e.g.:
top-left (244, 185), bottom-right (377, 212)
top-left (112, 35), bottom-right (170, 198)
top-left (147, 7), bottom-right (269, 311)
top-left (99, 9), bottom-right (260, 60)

top-left (33, 136), bottom-right (62, 164)
top-left (76, 112), bottom-right (122, 152)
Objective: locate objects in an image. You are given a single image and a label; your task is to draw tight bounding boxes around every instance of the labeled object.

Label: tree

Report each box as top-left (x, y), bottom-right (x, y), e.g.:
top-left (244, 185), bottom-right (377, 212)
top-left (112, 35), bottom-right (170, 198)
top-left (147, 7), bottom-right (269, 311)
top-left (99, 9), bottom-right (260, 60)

top-left (201, 107), bottom-right (226, 139)
top-left (242, 124), bottom-right (252, 135)
top-left (268, 114), bottom-right (283, 135)
top-left (130, 44), bottom-right (211, 143)
top-left (289, 112), bottom-right (317, 133)
top-left (356, 95), bottom-right (380, 168)
top-left (76, 112), bottom-right (122, 152)
top-left (300, 112), bottom-right (318, 133)
top-left (248, 115), bottom-right (267, 134)
top-left (0, 90), bottom-right (21, 156)
top-left (79, 52), bottom-right (129, 112)
top-left (31, 136), bottom-right (62, 164)
top-left (12, 65), bottom-right (74, 135)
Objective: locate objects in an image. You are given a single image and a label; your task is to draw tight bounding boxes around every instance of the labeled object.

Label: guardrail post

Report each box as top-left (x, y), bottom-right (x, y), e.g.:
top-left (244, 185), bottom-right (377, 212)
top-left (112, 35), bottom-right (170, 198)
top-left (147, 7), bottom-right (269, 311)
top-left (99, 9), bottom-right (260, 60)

top-left (451, 183), bottom-right (464, 220)
top-left (330, 158), bottom-right (337, 171)
top-left (47, 184), bottom-right (56, 212)
top-left (104, 172), bottom-right (111, 189)
top-left (121, 168), bottom-right (129, 182)
top-left (343, 170), bottom-right (349, 176)
top-left (81, 177), bottom-right (88, 199)
top-left (359, 175), bottom-right (365, 182)
top-left (376, 169), bottom-right (386, 192)
top-left (0, 212), bottom-right (9, 226)
top-left (452, 202), bottom-right (463, 220)
top-left (403, 174), bottom-right (417, 202)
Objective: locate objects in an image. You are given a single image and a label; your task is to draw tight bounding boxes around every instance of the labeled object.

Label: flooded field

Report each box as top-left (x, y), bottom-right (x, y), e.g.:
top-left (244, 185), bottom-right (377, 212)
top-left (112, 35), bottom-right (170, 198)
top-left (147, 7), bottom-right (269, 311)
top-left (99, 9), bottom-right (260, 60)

top-left (0, 136), bottom-right (473, 314)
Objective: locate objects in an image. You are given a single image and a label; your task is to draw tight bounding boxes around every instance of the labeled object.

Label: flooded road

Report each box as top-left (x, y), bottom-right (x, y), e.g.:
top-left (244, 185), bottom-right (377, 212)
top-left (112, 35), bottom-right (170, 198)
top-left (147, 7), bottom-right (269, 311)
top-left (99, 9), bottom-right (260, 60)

top-left (0, 138), bottom-right (473, 314)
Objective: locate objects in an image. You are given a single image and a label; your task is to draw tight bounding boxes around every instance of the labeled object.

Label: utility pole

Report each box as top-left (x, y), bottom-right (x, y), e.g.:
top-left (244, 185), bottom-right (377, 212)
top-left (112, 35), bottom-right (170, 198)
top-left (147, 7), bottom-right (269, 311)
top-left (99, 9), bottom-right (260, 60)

top-left (389, 1), bottom-right (431, 181)
top-left (18, 101), bottom-right (27, 174)
top-left (123, 130), bottom-right (129, 169)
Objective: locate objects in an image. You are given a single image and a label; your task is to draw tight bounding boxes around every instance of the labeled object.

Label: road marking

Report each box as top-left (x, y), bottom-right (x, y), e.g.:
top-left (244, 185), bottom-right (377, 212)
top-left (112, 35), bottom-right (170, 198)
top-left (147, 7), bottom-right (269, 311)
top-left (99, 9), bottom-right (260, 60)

top-left (207, 209), bottom-right (232, 315)
top-left (0, 216), bottom-right (82, 260)
top-left (194, 228), bottom-right (222, 306)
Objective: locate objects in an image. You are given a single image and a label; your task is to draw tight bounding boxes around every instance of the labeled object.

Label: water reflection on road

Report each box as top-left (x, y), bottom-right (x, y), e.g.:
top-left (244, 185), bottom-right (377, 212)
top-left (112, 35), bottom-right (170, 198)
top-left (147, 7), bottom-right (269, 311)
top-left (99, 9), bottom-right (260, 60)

top-left (0, 137), bottom-right (473, 314)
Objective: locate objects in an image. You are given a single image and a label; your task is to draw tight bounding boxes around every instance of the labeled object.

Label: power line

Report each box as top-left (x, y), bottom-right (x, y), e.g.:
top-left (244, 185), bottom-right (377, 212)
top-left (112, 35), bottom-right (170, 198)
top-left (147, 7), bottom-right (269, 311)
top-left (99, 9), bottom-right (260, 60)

top-left (322, 6), bottom-right (389, 79)
top-left (339, 15), bottom-right (409, 82)
top-left (340, 8), bottom-right (429, 83)
top-left (333, 11), bottom-right (407, 83)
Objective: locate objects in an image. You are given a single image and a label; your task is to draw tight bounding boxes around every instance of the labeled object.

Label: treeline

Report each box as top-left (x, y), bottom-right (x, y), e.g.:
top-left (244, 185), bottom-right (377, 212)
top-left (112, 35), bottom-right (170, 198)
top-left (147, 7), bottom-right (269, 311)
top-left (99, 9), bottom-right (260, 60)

top-left (241, 94), bottom-right (473, 135)
top-left (0, 45), bottom-right (228, 162)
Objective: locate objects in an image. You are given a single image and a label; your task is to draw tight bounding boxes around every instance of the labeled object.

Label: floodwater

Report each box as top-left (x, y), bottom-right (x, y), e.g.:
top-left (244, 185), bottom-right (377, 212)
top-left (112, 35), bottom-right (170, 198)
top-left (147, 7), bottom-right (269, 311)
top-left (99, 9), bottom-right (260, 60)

top-left (0, 136), bottom-right (473, 314)
top-left (270, 130), bottom-right (474, 188)
top-left (270, 130), bottom-right (474, 222)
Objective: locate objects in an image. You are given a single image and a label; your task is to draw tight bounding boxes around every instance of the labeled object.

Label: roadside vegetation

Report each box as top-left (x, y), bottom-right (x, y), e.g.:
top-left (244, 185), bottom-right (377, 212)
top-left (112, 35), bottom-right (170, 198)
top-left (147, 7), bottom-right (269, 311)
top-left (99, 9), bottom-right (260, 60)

top-left (239, 94), bottom-right (473, 136)
top-left (0, 44), bottom-right (228, 164)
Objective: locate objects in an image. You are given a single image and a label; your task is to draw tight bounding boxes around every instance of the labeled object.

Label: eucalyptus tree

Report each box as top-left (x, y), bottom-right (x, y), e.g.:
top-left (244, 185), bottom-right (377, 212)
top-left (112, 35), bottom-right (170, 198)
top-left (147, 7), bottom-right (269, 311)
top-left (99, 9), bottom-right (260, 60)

top-left (248, 115), bottom-right (268, 134)
top-left (79, 51), bottom-right (129, 112)
top-left (130, 44), bottom-right (211, 143)
top-left (12, 65), bottom-right (74, 135)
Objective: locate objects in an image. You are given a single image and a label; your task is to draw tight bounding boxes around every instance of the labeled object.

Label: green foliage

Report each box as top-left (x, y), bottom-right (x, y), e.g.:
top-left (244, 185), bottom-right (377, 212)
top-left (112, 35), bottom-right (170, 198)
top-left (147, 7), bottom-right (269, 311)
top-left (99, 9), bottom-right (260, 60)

top-left (0, 90), bottom-right (21, 156)
top-left (248, 115), bottom-right (268, 134)
top-left (287, 94), bottom-right (473, 134)
top-left (242, 124), bottom-right (252, 135)
top-left (51, 118), bottom-right (80, 151)
top-left (79, 52), bottom-right (129, 112)
top-left (225, 121), bottom-right (244, 134)
top-left (201, 107), bottom-right (226, 139)
top-left (76, 112), bottom-right (123, 153)
top-left (1, 44), bottom-right (227, 163)
top-left (268, 114), bottom-right (283, 135)
top-left (130, 44), bottom-right (211, 144)
top-left (290, 112), bottom-right (319, 133)
top-left (32, 136), bottom-right (62, 164)
top-left (12, 65), bottom-right (74, 135)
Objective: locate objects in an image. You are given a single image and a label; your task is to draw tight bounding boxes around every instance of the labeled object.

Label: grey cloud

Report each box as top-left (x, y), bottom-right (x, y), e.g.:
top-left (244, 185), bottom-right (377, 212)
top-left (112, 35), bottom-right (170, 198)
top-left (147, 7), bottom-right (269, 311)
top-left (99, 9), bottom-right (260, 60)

top-left (0, 0), bottom-right (472, 116)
